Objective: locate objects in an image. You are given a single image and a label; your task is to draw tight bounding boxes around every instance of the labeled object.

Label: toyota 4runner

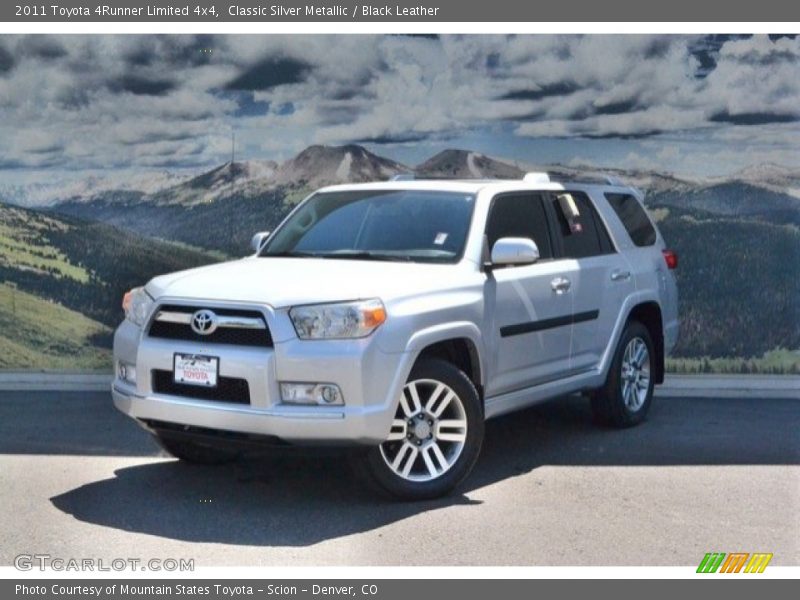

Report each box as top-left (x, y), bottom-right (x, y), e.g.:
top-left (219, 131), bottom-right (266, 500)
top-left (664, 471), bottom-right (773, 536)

top-left (113, 173), bottom-right (679, 500)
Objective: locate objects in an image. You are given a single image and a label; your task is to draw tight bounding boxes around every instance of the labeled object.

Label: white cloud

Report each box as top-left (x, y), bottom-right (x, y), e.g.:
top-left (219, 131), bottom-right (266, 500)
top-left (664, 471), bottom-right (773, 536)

top-left (0, 34), bottom-right (797, 173)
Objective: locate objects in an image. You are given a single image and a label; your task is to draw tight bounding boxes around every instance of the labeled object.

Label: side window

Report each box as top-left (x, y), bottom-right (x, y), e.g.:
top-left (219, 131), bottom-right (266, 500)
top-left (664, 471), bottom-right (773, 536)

top-left (549, 192), bottom-right (613, 259)
top-left (605, 193), bottom-right (657, 247)
top-left (485, 193), bottom-right (553, 260)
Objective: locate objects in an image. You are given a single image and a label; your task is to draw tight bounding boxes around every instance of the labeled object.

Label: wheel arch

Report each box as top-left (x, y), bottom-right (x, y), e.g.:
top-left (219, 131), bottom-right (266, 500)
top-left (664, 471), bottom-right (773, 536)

top-left (416, 337), bottom-right (483, 399)
top-left (626, 301), bottom-right (665, 384)
top-left (403, 323), bottom-right (485, 401)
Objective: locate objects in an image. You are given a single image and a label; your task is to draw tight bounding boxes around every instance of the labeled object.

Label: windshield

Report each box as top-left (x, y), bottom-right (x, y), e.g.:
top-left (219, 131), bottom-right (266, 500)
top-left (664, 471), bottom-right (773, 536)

top-left (261, 189), bottom-right (476, 263)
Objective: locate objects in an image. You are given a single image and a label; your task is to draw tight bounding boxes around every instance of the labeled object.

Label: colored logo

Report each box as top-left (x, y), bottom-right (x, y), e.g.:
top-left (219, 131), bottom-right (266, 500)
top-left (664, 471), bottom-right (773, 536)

top-left (697, 552), bottom-right (773, 573)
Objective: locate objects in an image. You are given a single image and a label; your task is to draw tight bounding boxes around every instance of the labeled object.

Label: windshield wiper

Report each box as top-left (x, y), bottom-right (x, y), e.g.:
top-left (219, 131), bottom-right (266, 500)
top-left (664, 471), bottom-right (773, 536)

top-left (264, 250), bottom-right (412, 261)
top-left (308, 251), bottom-right (413, 262)
top-left (262, 250), bottom-right (323, 258)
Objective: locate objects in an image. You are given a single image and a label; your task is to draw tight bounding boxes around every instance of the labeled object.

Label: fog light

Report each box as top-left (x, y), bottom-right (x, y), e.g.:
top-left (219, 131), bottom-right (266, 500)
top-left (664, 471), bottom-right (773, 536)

top-left (279, 382), bottom-right (344, 406)
top-left (320, 385), bottom-right (341, 404)
top-left (117, 361), bottom-right (136, 384)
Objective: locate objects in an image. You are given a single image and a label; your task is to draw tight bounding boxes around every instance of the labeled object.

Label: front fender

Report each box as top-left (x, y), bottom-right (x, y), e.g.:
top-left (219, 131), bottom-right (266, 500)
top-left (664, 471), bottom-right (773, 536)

top-left (375, 321), bottom-right (486, 439)
top-left (404, 321), bottom-right (485, 385)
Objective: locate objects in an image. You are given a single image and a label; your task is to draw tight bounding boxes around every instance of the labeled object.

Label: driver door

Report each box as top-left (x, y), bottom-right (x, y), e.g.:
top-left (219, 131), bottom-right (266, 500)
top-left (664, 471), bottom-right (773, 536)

top-left (484, 193), bottom-right (577, 397)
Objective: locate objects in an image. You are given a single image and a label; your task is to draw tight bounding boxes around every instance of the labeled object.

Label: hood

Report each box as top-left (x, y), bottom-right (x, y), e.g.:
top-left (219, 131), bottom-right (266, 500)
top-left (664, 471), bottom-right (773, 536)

top-left (146, 256), bottom-right (475, 308)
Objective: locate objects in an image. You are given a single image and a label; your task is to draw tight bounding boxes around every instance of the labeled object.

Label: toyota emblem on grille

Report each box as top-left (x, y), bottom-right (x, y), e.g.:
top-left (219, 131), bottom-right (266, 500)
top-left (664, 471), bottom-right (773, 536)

top-left (190, 309), bottom-right (218, 335)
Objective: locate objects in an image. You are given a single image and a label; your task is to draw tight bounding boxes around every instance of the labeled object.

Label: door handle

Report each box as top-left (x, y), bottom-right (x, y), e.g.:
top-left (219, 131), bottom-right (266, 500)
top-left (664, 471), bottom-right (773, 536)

top-left (551, 276), bottom-right (571, 294)
top-left (611, 270), bottom-right (631, 282)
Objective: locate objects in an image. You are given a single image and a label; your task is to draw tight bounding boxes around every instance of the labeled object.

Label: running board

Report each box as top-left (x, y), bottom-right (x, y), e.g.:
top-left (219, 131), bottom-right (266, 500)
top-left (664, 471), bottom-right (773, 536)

top-left (483, 369), bottom-right (603, 420)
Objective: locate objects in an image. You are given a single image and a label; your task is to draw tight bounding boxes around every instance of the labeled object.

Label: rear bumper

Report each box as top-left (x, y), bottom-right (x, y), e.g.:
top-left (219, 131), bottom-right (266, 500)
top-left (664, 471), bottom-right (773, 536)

top-left (664, 317), bottom-right (679, 355)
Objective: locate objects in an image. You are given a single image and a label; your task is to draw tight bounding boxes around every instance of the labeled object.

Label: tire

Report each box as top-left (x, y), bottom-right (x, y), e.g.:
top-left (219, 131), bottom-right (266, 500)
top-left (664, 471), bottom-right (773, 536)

top-left (359, 358), bottom-right (484, 500)
top-left (591, 320), bottom-right (655, 428)
top-left (155, 435), bottom-right (239, 465)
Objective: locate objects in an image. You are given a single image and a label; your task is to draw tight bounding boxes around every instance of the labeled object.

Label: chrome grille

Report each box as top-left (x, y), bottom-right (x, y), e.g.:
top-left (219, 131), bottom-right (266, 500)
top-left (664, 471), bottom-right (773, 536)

top-left (147, 305), bottom-right (272, 347)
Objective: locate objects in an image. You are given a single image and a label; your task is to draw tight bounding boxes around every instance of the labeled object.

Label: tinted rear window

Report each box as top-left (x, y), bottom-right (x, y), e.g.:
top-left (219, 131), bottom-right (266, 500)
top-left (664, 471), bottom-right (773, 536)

top-left (605, 193), bottom-right (657, 247)
top-left (549, 192), bottom-right (614, 259)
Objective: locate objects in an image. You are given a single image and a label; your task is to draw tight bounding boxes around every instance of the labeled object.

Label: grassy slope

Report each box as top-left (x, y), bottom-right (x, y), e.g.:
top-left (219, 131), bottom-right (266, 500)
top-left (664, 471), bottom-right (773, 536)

top-left (0, 205), bottom-right (89, 282)
top-left (53, 189), bottom-right (291, 257)
top-left (0, 282), bottom-right (110, 369)
top-left (1, 202), bottom-right (221, 369)
top-left (667, 349), bottom-right (800, 374)
top-left (1, 202), bottom-right (220, 328)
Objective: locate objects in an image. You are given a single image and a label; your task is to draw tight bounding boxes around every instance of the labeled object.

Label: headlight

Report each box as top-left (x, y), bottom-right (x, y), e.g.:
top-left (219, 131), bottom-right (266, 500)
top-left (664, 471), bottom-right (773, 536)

top-left (122, 287), bottom-right (154, 327)
top-left (289, 299), bottom-right (386, 339)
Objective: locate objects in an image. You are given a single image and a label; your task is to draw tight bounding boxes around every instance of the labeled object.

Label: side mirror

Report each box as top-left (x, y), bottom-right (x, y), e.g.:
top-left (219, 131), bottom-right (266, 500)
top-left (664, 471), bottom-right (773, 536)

top-left (251, 231), bottom-right (271, 253)
top-left (490, 237), bottom-right (540, 267)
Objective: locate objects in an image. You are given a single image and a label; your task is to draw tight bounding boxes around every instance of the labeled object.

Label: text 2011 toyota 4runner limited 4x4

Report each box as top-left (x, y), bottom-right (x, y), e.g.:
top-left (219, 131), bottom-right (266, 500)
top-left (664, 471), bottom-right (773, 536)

top-left (113, 173), bottom-right (678, 500)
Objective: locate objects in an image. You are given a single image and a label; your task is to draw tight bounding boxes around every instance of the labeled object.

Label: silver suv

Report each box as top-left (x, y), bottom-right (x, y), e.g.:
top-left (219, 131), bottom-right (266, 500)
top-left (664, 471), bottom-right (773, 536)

top-left (113, 174), bottom-right (679, 499)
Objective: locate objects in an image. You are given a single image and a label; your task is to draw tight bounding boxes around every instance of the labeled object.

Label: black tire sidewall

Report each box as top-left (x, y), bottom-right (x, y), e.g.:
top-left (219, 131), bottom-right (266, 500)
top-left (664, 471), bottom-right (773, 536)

top-left (363, 358), bottom-right (484, 500)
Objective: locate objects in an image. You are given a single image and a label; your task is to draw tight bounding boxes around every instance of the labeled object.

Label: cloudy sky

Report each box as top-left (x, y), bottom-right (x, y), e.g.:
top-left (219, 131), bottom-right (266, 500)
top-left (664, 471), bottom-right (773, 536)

top-left (0, 33), bottom-right (798, 185)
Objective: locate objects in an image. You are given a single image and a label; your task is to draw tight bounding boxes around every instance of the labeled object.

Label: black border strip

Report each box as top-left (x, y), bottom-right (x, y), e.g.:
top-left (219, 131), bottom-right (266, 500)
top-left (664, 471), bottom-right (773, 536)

top-left (500, 309), bottom-right (600, 338)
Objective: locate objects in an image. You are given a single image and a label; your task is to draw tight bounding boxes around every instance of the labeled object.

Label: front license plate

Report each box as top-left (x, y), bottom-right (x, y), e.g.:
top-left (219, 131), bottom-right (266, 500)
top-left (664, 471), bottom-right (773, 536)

top-left (174, 354), bottom-right (218, 387)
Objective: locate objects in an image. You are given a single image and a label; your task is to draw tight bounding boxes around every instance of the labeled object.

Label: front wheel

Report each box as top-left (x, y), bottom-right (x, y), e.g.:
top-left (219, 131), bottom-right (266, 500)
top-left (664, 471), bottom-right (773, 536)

top-left (591, 320), bottom-right (655, 428)
top-left (360, 359), bottom-right (484, 500)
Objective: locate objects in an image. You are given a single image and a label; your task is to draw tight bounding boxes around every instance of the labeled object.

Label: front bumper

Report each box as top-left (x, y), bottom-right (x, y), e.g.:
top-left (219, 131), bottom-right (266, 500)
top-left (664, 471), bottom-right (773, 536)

top-left (112, 316), bottom-right (410, 446)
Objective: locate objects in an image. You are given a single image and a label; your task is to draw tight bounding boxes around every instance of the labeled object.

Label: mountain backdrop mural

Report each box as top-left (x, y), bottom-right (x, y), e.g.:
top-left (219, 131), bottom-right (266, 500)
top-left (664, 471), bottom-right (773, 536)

top-left (1, 143), bottom-right (798, 372)
top-left (0, 34), bottom-right (798, 371)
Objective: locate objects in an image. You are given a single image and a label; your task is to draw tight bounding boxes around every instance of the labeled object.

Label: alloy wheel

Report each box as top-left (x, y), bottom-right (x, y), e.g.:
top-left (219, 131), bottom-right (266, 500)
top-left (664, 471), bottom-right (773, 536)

top-left (379, 378), bottom-right (468, 482)
top-left (620, 336), bottom-right (651, 411)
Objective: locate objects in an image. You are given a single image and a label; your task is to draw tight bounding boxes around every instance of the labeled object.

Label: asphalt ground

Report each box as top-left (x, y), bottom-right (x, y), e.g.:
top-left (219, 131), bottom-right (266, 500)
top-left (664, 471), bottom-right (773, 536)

top-left (0, 390), bottom-right (797, 566)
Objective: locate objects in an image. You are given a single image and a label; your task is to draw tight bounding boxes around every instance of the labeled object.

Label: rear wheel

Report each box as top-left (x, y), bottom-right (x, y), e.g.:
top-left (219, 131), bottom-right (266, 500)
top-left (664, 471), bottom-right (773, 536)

top-left (360, 359), bottom-right (484, 500)
top-left (155, 435), bottom-right (239, 465)
top-left (591, 320), bottom-right (655, 428)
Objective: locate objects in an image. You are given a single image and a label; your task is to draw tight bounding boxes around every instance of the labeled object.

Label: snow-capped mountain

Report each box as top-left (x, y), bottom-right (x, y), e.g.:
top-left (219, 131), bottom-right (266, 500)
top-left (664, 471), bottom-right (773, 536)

top-left (148, 160), bottom-right (279, 206)
top-left (415, 149), bottom-right (524, 179)
top-left (724, 163), bottom-right (800, 199)
top-left (81, 145), bottom-right (409, 208)
top-left (275, 144), bottom-right (408, 187)
top-left (6, 143), bottom-right (796, 229)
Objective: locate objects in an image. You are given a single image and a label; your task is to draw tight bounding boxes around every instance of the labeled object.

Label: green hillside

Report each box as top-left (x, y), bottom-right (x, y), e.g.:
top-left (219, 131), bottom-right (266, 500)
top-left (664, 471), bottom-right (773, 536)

top-left (0, 203), bottom-right (221, 369)
top-left (657, 207), bottom-right (800, 358)
top-left (0, 282), bottom-right (110, 369)
top-left (0, 208), bottom-right (90, 282)
top-left (0, 203), bottom-right (220, 329)
top-left (54, 188), bottom-right (295, 257)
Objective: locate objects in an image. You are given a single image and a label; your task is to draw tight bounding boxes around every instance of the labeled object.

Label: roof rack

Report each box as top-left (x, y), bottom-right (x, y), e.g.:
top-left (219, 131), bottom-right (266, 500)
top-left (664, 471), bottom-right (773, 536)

top-left (386, 171), bottom-right (629, 186)
top-left (524, 171), bottom-right (628, 186)
top-left (522, 172), bottom-right (550, 183)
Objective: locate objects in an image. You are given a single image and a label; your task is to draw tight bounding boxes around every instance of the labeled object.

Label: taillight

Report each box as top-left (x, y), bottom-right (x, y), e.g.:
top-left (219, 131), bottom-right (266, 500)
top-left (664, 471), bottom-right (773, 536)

top-left (662, 249), bottom-right (678, 270)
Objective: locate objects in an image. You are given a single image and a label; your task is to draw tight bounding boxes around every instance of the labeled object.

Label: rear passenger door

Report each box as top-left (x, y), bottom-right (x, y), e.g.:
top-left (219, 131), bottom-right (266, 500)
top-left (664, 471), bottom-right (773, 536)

top-left (545, 191), bottom-right (634, 372)
top-left (485, 192), bottom-right (577, 396)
